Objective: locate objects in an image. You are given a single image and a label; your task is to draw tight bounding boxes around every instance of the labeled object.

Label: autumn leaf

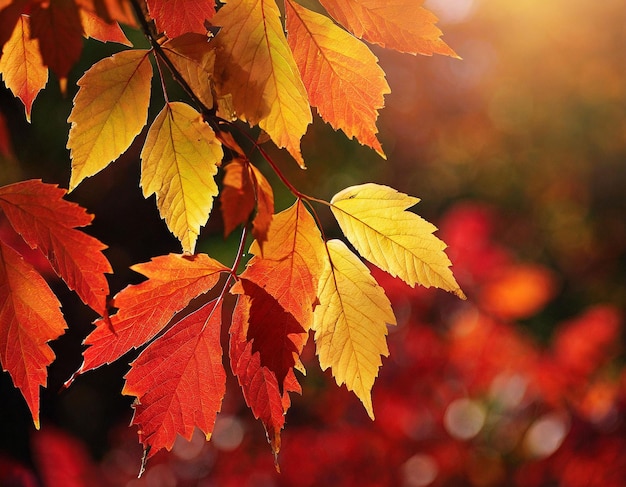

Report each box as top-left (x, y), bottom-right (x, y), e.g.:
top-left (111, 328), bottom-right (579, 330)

top-left (79, 8), bottom-right (131, 46)
top-left (313, 239), bottom-right (396, 419)
top-left (75, 0), bottom-right (137, 27)
top-left (78, 253), bottom-right (228, 375)
top-left (147, 0), bottom-right (215, 39)
top-left (30, 0), bottom-right (84, 85)
top-left (229, 291), bottom-right (302, 459)
top-left (319, 0), bottom-right (458, 57)
top-left (0, 240), bottom-right (67, 429)
top-left (67, 49), bottom-right (153, 191)
top-left (220, 158), bottom-right (274, 244)
top-left (0, 180), bottom-right (111, 314)
top-left (330, 183), bottom-right (465, 298)
top-left (0, 14), bottom-right (49, 122)
top-left (123, 299), bottom-right (226, 457)
top-left (140, 102), bottom-right (223, 254)
top-left (162, 33), bottom-right (216, 110)
top-left (285, 0), bottom-right (389, 157)
top-left (211, 0), bottom-right (311, 167)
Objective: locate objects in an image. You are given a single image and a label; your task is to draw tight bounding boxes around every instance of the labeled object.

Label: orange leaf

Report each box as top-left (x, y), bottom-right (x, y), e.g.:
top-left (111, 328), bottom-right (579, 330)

top-left (211, 0), bottom-right (311, 166)
top-left (319, 0), bottom-right (458, 57)
top-left (75, 0), bottom-right (137, 27)
top-left (243, 199), bottom-right (324, 332)
top-left (78, 253), bottom-right (227, 374)
top-left (162, 33), bottom-right (216, 110)
top-left (220, 159), bottom-right (274, 243)
top-left (229, 292), bottom-right (301, 459)
top-left (30, 0), bottom-right (84, 83)
top-left (147, 0), bottom-right (215, 38)
top-left (79, 8), bottom-right (131, 46)
top-left (0, 14), bottom-right (48, 122)
top-left (286, 0), bottom-right (390, 157)
top-left (0, 180), bottom-right (111, 314)
top-left (123, 299), bottom-right (226, 457)
top-left (0, 240), bottom-right (67, 429)
top-left (0, 0), bottom-right (30, 52)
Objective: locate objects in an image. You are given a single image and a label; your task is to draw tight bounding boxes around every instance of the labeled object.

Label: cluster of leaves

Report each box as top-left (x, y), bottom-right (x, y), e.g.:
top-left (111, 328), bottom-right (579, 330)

top-left (1, 203), bottom-right (624, 487)
top-left (0, 0), bottom-right (464, 468)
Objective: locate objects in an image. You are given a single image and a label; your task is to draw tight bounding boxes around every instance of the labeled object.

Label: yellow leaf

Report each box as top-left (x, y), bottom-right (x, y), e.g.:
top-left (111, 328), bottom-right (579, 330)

top-left (67, 49), bottom-right (153, 191)
top-left (319, 0), bottom-right (458, 57)
top-left (0, 15), bottom-right (48, 122)
top-left (162, 33), bottom-right (215, 110)
top-left (330, 183), bottom-right (465, 298)
top-left (313, 239), bottom-right (396, 419)
top-left (285, 0), bottom-right (389, 157)
top-left (141, 102), bottom-right (223, 254)
top-left (211, 0), bottom-right (311, 167)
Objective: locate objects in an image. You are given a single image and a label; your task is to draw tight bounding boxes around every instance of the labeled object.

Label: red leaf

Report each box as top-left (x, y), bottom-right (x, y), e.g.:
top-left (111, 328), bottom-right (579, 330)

top-left (0, 239), bottom-right (67, 429)
top-left (147, 0), bottom-right (216, 38)
top-left (78, 253), bottom-right (227, 374)
top-left (0, 180), bottom-right (111, 315)
top-left (31, 427), bottom-right (100, 487)
top-left (30, 0), bottom-right (84, 84)
top-left (229, 292), bottom-right (301, 459)
top-left (123, 298), bottom-right (226, 457)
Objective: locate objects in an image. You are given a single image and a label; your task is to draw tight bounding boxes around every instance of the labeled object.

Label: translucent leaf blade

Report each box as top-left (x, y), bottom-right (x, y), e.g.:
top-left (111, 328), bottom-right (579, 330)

top-left (147, 0), bottom-right (216, 38)
top-left (67, 49), bottom-right (153, 191)
top-left (330, 183), bottom-right (465, 298)
top-left (286, 0), bottom-right (390, 157)
top-left (140, 102), bottom-right (223, 254)
top-left (319, 0), bottom-right (458, 57)
top-left (313, 239), bottom-right (396, 419)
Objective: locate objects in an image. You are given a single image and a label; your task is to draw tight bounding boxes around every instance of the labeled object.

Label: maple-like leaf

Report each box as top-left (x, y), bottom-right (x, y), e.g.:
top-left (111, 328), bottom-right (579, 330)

top-left (78, 253), bottom-right (227, 374)
top-left (30, 0), bottom-right (84, 85)
top-left (123, 299), bottom-right (226, 457)
top-left (0, 14), bottom-right (49, 122)
top-left (67, 49), bottom-right (153, 191)
top-left (147, 0), bottom-right (216, 38)
top-left (313, 239), bottom-right (396, 419)
top-left (319, 0), bottom-right (458, 57)
top-left (0, 240), bottom-right (66, 429)
top-left (220, 158), bottom-right (274, 244)
top-left (211, 0), bottom-right (311, 167)
top-left (0, 180), bottom-right (111, 314)
top-left (285, 0), bottom-right (390, 157)
top-left (162, 33), bottom-right (216, 110)
top-left (229, 291), bottom-right (302, 459)
top-left (140, 102), bottom-right (223, 254)
top-left (330, 183), bottom-right (465, 298)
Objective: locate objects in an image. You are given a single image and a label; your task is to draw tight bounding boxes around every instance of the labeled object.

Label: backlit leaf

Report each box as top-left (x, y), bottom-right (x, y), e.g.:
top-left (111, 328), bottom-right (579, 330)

top-left (229, 291), bottom-right (302, 459)
top-left (0, 180), bottom-right (112, 314)
top-left (313, 239), bottom-right (396, 419)
top-left (78, 253), bottom-right (227, 375)
top-left (0, 240), bottom-right (66, 429)
top-left (67, 49), bottom-right (153, 191)
top-left (147, 0), bottom-right (216, 38)
top-left (285, 0), bottom-right (389, 157)
top-left (211, 0), bottom-right (311, 166)
top-left (162, 33), bottom-right (216, 110)
top-left (140, 102), bottom-right (223, 254)
top-left (330, 183), bottom-right (465, 298)
top-left (79, 8), bottom-right (131, 46)
top-left (123, 299), bottom-right (226, 457)
top-left (0, 14), bottom-right (48, 122)
top-left (319, 0), bottom-right (458, 57)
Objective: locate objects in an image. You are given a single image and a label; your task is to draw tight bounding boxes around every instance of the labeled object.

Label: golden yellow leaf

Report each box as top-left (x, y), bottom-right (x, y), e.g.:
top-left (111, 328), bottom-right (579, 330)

top-left (330, 183), bottom-right (465, 298)
top-left (162, 33), bottom-right (215, 110)
top-left (211, 0), bottom-right (311, 167)
top-left (140, 102), bottom-right (223, 254)
top-left (0, 15), bottom-right (48, 122)
top-left (313, 239), bottom-right (396, 419)
top-left (67, 49), bottom-right (152, 191)
top-left (319, 0), bottom-right (458, 57)
top-left (285, 0), bottom-right (389, 157)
